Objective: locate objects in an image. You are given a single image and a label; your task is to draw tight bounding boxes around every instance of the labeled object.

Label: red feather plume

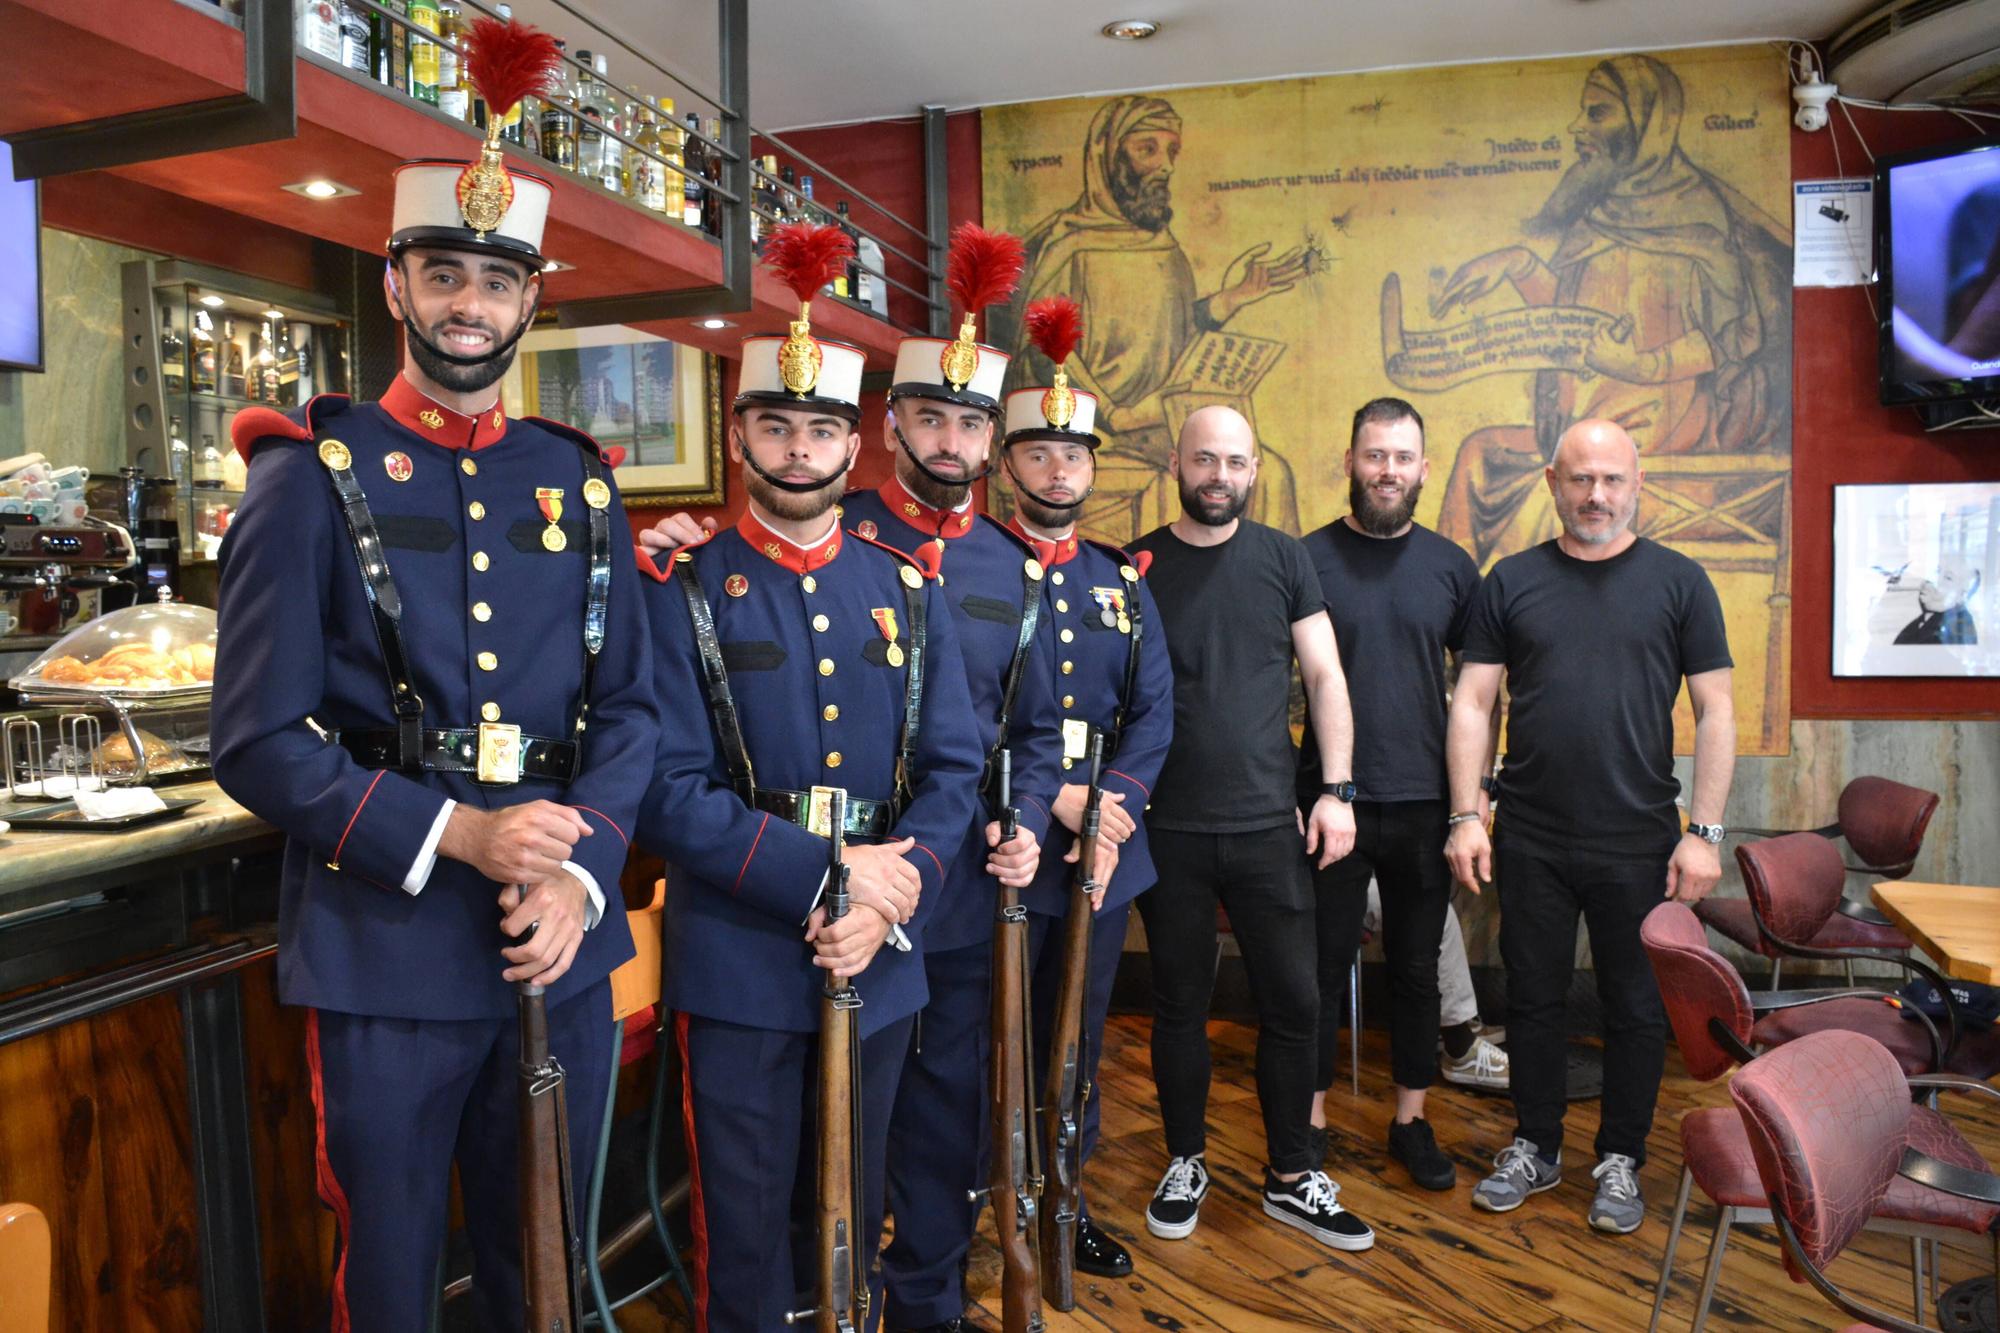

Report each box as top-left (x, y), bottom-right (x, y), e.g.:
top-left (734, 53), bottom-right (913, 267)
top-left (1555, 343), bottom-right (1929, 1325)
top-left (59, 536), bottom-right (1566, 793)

top-left (761, 223), bottom-right (856, 304)
top-left (1024, 296), bottom-right (1082, 366)
top-left (464, 17), bottom-right (563, 121)
top-left (946, 223), bottom-right (1025, 318)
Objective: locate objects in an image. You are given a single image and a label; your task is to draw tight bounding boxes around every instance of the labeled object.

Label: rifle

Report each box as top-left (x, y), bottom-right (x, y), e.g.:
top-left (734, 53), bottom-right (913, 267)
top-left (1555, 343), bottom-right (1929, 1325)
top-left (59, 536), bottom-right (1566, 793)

top-left (1038, 732), bottom-right (1104, 1310)
top-left (517, 923), bottom-right (585, 1332)
top-left (971, 748), bottom-right (1046, 1333)
top-left (787, 790), bottom-right (868, 1333)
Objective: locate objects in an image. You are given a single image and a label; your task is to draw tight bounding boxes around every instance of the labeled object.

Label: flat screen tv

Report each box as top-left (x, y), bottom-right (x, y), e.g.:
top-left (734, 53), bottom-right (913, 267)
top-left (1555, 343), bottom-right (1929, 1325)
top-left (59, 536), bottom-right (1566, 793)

top-left (0, 141), bottom-right (41, 373)
top-left (1878, 136), bottom-right (2000, 407)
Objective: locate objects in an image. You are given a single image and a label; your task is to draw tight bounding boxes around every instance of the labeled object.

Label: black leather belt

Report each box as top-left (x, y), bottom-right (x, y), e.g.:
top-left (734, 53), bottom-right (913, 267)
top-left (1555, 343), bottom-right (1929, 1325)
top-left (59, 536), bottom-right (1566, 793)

top-left (753, 787), bottom-right (895, 839)
top-left (336, 726), bottom-right (577, 784)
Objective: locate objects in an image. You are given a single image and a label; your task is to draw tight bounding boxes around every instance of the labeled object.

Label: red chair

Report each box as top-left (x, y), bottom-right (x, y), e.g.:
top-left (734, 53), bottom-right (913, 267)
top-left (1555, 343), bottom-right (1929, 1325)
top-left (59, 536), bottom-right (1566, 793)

top-left (1694, 776), bottom-right (1935, 987)
top-left (1640, 903), bottom-right (1997, 1331)
top-left (1729, 1030), bottom-right (2000, 1333)
top-left (1737, 834), bottom-right (2000, 1080)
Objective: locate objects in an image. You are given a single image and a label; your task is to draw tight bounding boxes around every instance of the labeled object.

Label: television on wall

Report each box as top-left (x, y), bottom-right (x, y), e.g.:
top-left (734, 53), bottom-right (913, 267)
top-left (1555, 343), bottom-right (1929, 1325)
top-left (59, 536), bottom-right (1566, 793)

top-left (1877, 136), bottom-right (2000, 408)
top-left (0, 140), bottom-right (42, 373)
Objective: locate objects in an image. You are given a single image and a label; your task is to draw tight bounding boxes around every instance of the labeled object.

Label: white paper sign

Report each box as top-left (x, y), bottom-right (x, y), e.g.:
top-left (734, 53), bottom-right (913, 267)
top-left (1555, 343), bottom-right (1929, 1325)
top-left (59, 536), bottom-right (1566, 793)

top-left (1794, 179), bottom-right (1875, 287)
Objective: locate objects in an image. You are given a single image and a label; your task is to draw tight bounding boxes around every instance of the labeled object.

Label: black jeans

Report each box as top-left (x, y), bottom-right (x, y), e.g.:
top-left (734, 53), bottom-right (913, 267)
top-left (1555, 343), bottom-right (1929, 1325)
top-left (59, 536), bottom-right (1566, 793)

top-left (1313, 800), bottom-right (1453, 1091)
top-left (1495, 825), bottom-right (1673, 1164)
top-left (1135, 823), bottom-right (1318, 1175)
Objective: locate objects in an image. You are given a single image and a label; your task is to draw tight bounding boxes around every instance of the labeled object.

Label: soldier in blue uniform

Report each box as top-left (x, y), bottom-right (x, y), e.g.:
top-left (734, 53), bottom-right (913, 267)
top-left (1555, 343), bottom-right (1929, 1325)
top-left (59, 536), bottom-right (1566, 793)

top-left (634, 243), bottom-right (986, 1333)
top-left (994, 302), bottom-right (1175, 1283)
top-left (213, 83), bottom-right (658, 1332)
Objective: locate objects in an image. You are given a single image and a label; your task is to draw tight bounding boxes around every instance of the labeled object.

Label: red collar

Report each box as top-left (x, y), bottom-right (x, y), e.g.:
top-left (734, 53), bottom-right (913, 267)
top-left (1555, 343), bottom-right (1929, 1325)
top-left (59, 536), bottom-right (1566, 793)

top-left (1004, 517), bottom-right (1080, 567)
top-left (880, 478), bottom-right (976, 541)
top-left (380, 375), bottom-right (509, 450)
top-left (736, 509), bottom-right (843, 575)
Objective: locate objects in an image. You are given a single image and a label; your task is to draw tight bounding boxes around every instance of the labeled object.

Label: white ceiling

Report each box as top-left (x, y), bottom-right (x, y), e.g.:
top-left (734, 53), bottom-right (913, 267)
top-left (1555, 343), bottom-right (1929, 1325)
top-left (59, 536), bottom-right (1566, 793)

top-left (508, 0), bottom-right (1881, 130)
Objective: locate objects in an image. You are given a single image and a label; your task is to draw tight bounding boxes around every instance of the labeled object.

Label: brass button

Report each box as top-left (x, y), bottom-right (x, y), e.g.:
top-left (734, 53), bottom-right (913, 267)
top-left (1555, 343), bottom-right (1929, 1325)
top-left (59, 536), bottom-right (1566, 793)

top-left (477, 651), bottom-right (498, 671)
top-left (1061, 660), bottom-right (1074, 675)
top-left (468, 501), bottom-right (486, 521)
top-left (1060, 628), bottom-right (1074, 644)
top-left (1055, 599), bottom-right (1068, 613)
top-left (812, 614), bottom-right (830, 632)
top-left (473, 602), bottom-right (492, 622)
top-left (472, 551), bottom-right (489, 571)
top-left (1062, 694), bottom-right (1074, 708)
top-left (1051, 571), bottom-right (1064, 585)
top-left (818, 658), bottom-right (835, 676)
top-left (460, 457), bottom-right (477, 476)
top-left (1063, 757), bottom-right (1074, 770)
top-left (825, 751), bottom-right (842, 768)
top-left (481, 701), bottom-right (500, 722)
top-left (822, 704), bottom-right (839, 721)
top-left (802, 575), bottom-right (817, 594)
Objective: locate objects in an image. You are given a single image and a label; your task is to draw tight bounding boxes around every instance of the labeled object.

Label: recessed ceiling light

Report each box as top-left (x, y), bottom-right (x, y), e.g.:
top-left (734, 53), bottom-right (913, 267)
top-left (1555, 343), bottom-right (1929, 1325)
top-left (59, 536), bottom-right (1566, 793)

top-left (699, 318), bottom-right (732, 329)
top-left (282, 178), bottom-right (358, 199)
top-left (262, 308), bottom-right (286, 320)
top-left (199, 295), bottom-right (226, 308)
top-left (1101, 18), bottom-right (1159, 39)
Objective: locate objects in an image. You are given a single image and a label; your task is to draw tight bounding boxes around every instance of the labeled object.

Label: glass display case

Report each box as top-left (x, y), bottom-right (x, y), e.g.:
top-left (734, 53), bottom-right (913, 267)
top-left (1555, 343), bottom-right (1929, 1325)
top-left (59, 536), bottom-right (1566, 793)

top-left (122, 259), bottom-right (354, 565)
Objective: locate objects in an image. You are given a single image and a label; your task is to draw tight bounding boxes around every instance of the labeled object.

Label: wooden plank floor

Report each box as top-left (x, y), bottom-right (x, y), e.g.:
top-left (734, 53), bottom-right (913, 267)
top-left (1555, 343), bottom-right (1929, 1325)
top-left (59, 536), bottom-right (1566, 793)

top-left (620, 1014), bottom-right (2000, 1332)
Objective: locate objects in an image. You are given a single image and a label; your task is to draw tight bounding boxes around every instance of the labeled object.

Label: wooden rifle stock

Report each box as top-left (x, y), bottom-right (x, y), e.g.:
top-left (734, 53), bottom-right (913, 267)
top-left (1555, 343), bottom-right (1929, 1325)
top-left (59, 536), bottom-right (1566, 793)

top-left (981, 749), bottom-right (1046, 1333)
top-left (1038, 733), bottom-right (1104, 1310)
top-left (788, 791), bottom-right (867, 1333)
top-left (518, 970), bottom-right (584, 1333)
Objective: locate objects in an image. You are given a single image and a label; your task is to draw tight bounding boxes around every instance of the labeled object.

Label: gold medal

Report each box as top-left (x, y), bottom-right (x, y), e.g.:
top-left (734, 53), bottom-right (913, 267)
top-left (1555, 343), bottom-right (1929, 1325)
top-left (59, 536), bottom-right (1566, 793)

top-left (542, 525), bottom-right (568, 552)
top-left (887, 643), bottom-right (906, 668)
top-left (317, 439), bottom-right (351, 471)
top-left (535, 487), bottom-right (565, 552)
top-left (1117, 614), bottom-right (1131, 634)
top-left (583, 477), bottom-right (612, 509)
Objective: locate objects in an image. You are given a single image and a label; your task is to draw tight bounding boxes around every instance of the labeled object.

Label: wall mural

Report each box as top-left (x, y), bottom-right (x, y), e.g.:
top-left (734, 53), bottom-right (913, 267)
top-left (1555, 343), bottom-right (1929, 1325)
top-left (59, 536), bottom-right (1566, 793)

top-left (984, 45), bottom-right (1795, 754)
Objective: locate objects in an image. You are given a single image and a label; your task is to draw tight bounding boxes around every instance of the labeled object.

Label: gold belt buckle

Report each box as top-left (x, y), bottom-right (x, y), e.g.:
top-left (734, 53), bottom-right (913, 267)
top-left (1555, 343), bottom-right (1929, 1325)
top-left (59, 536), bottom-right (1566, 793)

top-left (804, 784), bottom-right (846, 839)
top-left (475, 722), bottom-right (524, 784)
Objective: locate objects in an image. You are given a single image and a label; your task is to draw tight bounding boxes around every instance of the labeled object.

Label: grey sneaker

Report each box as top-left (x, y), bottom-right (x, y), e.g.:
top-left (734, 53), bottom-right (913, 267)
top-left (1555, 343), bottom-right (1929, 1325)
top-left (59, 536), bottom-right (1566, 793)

top-left (1471, 1138), bottom-right (1561, 1213)
top-left (1588, 1153), bottom-right (1644, 1233)
top-left (1441, 1035), bottom-right (1510, 1090)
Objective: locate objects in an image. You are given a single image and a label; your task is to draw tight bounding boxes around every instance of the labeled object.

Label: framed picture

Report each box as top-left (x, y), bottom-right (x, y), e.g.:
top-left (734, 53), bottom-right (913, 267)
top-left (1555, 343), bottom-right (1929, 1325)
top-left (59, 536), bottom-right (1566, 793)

top-left (1832, 481), bottom-right (2000, 677)
top-left (502, 324), bottom-right (724, 506)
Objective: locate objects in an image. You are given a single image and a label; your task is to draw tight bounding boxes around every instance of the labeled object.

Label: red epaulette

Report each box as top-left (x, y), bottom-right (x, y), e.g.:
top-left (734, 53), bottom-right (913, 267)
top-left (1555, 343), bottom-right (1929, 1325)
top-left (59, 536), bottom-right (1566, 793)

top-left (634, 526), bottom-right (716, 584)
top-left (853, 531), bottom-right (935, 581)
top-left (1134, 549), bottom-right (1153, 578)
top-left (228, 393), bottom-right (349, 464)
top-left (523, 414), bottom-right (622, 468)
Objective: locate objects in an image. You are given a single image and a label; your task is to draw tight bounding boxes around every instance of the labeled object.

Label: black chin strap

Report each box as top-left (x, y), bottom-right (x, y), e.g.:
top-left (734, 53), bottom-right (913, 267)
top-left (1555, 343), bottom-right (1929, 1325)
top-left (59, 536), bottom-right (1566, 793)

top-left (890, 413), bottom-right (995, 489)
top-left (390, 261), bottom-right (541, 369)
top-left (740, 444), bottom-right (853, 495)
top-left (1001, 453), bottom-right (1092, 513)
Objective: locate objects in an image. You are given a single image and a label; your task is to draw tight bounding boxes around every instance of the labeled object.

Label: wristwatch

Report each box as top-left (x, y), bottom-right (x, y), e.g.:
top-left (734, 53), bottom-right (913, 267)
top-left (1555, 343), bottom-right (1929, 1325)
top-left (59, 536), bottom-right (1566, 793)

top-left (1321, 780), bottom-right (1357, 803)
top-left (1688, 822), bottom-right (1727, 844)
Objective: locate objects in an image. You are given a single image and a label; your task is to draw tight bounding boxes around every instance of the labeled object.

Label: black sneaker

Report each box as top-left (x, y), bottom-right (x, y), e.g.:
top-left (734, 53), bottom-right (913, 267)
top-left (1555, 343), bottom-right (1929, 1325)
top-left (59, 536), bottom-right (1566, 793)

top-left (1261, 1169), bottom-right (1375, 1251)
top-left (1074, 1216), bottom-right (1133, 1277)
top-left (1145, 1153), bottom-right (1209, 1239)
top-left (1387, 1117), bottom-right (1456, 1192)
top-left (1306, 1124), bottom-right (1328, 1167)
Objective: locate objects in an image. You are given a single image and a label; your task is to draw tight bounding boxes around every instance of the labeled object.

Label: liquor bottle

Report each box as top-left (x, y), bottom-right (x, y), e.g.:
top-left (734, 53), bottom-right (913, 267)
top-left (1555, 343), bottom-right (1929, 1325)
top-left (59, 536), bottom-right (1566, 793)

top-left (593, 59), bottom-right (626, 194)
top-left (337, 0), bottom-right (371, 72)
top-left (629, 106), bottom-right (664, 212)
top-left (778, 165), bottom-right (799, 225)
top-left (276, 322), bottom-right (299, 406)
top-left (258, 320), bottom-right (282, 403)
top-left (703, 119), bottom-right (723, 236)
top-left (855, 226), bottom-right (885, 314)
top-left (299, 0), bottom-right (342, 61)
top-left (834, 200), bottom-right (857, 299)
top-left (435, 4), bottom-right (466, 119)
top-left (681, 112), bottom-right (706, 230)
top-left (373, 0), bottom-right (409, 94)
top-left (751, 154), bottom-right (781, 251)
top-left (290, 322), bottom-right (316, 400)
top-left (221, 318), bottom-right (247, 398)
top-left (540, 41), bottom-right (576, 171)
top-left (194, 434), bottom-right (224, 489)
top-left (191, 310), bottom-right (219, 395)
top-left (408, 0), bottom-right (440, 104)
top-left (167, 415), bottom-right (192, 494)
top-left (573, 50), bottom-right (601, 180)
top-left (159, 307), bottom-right (186, 391)
top-left (651, 96), bottom-right (682, 220)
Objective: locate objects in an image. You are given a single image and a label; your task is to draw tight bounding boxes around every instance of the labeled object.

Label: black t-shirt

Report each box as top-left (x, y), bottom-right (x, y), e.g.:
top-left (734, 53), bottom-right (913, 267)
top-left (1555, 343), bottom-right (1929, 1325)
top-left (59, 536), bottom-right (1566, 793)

top-left (1133, 520), bottom-right (1324, 833)
top-left (1297, 519), bottom-right (1480, 804)
top-left (1461, 537), bottom-right (1732, 847)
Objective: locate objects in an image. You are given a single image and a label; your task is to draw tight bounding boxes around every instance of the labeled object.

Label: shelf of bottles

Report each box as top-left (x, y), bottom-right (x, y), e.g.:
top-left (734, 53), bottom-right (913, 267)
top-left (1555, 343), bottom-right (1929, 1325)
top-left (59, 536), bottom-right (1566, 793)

top-left (151, 281), bottom-right (351, 562)
top-left (295, 0), bottom-right (903, 319)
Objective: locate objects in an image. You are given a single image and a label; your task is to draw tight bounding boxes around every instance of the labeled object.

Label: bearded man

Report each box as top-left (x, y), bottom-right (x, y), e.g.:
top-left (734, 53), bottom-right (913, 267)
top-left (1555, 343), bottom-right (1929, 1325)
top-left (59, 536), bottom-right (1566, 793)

top-left (1430, 54), bottom-right (1791, 567)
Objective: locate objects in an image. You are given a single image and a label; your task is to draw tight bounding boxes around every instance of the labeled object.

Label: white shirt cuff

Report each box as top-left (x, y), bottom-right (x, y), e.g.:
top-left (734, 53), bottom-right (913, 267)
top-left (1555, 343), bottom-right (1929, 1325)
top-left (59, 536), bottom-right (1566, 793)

top-left (563, 861), bottom-right (606, 930)
top-left (802, 871), bottom-right (911, 951)
top-left (402, 799), bottom-right (455, 895)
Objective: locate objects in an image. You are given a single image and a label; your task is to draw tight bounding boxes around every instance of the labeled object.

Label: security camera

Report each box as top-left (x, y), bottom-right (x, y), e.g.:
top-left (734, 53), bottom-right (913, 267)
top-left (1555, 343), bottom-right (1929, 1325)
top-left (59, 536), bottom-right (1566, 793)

top-left (1793, 81), bottom-right (1836, 132)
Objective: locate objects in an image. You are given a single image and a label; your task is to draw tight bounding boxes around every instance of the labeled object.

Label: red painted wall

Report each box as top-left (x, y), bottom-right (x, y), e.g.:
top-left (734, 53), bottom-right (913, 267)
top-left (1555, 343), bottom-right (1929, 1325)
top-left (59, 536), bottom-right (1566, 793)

top-left (1788, 108), bottom-right (2000, 719)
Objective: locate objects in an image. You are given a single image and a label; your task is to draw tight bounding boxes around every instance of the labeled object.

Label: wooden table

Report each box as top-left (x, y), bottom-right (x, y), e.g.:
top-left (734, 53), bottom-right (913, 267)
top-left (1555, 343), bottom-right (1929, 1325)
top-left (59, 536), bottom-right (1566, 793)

top-left (1869, 880), bottom-right (2000, 985)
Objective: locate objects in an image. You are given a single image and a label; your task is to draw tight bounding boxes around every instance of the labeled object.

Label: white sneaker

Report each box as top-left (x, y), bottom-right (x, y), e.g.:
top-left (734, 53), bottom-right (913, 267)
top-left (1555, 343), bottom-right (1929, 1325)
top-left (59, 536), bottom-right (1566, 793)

top-left (1441, 1034), bottom-right (1510, 1089)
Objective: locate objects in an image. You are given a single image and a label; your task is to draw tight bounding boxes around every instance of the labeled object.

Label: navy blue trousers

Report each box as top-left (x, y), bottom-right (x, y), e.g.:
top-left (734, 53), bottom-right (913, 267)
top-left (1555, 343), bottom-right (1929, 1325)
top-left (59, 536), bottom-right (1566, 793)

top-left (306, 978), bottom-right (612, 1333)
top-left (1028, 900), bottom-right (1130, 1225)
top-left (881, 939), bottom-right (992, 1327)
top-left (677, 1009), bottom-right (914, 1333)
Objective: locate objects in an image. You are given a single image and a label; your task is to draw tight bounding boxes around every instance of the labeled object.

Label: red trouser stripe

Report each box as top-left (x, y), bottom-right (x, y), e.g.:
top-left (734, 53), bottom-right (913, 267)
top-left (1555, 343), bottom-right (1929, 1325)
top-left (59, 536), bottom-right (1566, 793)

top-left (304, 1009), bottom-right (354, 1333)
top-left (674, 1011), bottom-right (712, 1333)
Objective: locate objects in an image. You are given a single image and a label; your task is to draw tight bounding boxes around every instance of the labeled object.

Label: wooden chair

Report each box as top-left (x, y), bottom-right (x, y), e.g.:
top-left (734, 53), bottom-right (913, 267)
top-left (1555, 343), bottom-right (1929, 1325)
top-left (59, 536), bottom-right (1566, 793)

top-left (0, 1203), bottom-right (51, 1333)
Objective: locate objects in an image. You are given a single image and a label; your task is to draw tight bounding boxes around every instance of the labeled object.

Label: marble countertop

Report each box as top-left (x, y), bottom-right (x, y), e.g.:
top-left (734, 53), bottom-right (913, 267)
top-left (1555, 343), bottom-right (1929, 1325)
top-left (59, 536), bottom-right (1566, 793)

top-left (0, 780), bottom-right (276, 899)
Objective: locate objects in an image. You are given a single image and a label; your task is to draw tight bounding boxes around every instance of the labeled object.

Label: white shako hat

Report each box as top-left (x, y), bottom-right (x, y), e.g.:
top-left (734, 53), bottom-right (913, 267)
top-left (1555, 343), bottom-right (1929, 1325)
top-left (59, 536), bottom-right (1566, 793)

top-left (1002, 386), bottom-right (1098, 445)
top-left (889, 336), bottom-right (1011, 412)
top-left (889, 222), bottom-right (1025, 414)
top-left (736, 335), bottom-right (865, 422)
top-left (389, 158), bottom-right (553, 269)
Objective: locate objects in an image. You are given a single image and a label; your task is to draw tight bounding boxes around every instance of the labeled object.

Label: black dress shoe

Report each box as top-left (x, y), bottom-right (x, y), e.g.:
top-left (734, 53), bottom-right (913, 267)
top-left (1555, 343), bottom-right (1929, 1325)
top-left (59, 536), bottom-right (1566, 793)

top-left (1074, 1216), bottom-right (1134, 1277)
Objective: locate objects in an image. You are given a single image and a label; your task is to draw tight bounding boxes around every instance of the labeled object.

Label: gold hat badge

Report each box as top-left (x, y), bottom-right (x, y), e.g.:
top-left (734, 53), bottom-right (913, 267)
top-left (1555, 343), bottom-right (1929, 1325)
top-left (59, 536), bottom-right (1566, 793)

top-left (940, 223), bottom-right (1025, 392)
top-left (455, 18), bottom-right (563, 237)
top-left (1024, 295), bottom-right (1084, 429)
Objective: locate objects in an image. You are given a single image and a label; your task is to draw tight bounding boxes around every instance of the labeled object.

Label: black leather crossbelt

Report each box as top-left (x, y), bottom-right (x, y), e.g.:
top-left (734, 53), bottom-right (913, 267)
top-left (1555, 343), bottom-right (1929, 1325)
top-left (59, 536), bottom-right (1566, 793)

top-left (336, 727), bottom-right (577, 784)
top-left (753, 787), bottom-right (895, 839)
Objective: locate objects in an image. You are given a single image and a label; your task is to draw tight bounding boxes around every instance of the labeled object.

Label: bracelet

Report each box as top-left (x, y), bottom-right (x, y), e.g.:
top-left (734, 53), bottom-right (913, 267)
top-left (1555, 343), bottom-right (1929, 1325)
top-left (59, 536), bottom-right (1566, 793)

top-left (1446, 811), bottom-right (1483, 827)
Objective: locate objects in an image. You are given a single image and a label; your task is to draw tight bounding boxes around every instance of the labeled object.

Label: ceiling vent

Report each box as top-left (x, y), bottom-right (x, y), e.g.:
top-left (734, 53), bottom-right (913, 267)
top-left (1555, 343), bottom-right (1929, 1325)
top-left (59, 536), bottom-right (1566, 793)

top-left (1825, 0), bottom-right (2000, 103)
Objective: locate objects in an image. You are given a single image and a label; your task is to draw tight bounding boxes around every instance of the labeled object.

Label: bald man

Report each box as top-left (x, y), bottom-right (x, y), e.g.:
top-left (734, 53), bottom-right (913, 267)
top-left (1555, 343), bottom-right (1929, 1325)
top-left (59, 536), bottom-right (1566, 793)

top-left (1444, 419), bottom-right (1735, 1235)
top-left (1127, 406), bottom-right (1377, 1253)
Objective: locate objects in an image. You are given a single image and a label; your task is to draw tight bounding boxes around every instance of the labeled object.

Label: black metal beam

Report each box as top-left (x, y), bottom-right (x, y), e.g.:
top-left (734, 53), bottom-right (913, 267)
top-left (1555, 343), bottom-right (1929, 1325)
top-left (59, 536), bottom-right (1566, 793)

top-left (922, 105), bottom-right (949, 338)
top-left (556, 0), bottom-right (751, 329)
top-left (183, 972), bottom-right (269, 1333)
top-left (6, 0), bottom-right (296, 181)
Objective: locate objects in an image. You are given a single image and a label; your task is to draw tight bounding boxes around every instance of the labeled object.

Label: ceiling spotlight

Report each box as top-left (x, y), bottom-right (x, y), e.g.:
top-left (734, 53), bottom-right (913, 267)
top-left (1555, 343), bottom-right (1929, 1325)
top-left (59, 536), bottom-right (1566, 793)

top-left (199, 295), bottom-right (226, 308)
top-left (699, 318), bottom-right (732, 329)
top-left (262, 307), bottom-right (286, 320)
top-left (1101, 18), bottom-right (1159, 39)
top-left (282, 178), bottom-right (359, 200)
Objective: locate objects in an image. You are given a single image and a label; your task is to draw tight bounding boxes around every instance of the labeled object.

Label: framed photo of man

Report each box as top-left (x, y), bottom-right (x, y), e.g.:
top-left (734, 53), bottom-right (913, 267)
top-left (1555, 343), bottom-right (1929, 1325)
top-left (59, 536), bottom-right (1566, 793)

top-left (502, 324), bottom-right (724, 506)
top-left (1832, 481), bottom-right (2000, 677)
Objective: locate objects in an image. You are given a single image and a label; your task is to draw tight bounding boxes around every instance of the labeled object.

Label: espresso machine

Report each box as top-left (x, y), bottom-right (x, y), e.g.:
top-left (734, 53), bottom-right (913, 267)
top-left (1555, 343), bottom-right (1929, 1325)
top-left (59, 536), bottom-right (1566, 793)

top-left (0, 508), bottom-right (137, 694)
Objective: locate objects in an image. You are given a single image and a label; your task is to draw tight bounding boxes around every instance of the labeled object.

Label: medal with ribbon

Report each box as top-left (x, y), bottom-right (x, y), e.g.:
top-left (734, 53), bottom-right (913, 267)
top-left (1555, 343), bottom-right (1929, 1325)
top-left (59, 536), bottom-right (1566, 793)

top-left (536, 487), bottom-right (566, 552)
top-left (872, 606), bottom-right (905, 668)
